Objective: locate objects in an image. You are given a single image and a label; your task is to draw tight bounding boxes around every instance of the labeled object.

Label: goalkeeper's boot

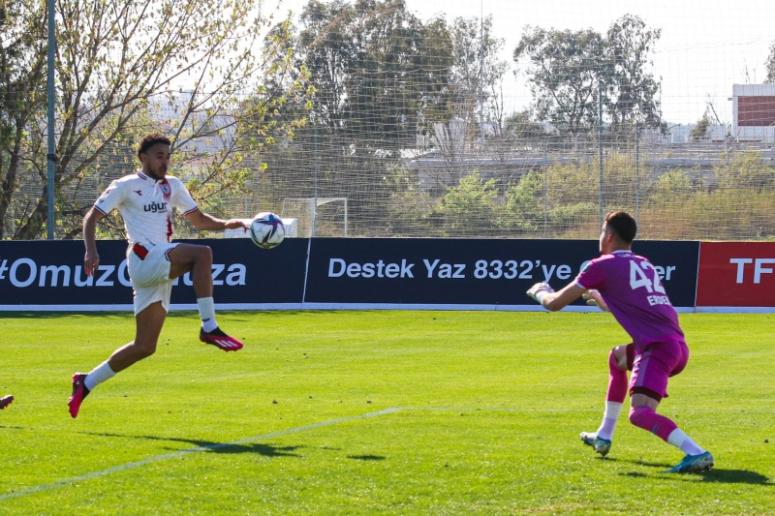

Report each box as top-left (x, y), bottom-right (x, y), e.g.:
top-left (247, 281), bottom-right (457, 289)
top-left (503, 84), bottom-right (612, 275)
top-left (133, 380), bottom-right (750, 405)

top-left (68, 373), bottom-right (90, 418)
top-left (580, 431), bottom-right (612, 457)
top-left (667, 451), bottom-right (714, 473)
top-left (200, 327), bottom-right (244, 352)
top-left (0, 395), bottom-right (13, 410)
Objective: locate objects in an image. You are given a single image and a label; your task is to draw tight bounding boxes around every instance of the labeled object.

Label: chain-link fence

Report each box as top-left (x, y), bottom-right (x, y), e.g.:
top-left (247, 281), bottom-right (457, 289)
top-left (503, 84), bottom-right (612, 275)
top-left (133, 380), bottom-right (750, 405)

top-left (221, 124), bottom-right (775, 241)
top-left (4, 123), bottom-right (775, 242)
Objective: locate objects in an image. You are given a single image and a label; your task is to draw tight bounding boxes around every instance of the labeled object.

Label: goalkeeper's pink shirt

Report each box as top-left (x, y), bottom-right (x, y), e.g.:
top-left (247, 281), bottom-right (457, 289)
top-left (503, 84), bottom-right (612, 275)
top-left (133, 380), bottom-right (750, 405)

top-left (574, 250), bottom-right (684, 350)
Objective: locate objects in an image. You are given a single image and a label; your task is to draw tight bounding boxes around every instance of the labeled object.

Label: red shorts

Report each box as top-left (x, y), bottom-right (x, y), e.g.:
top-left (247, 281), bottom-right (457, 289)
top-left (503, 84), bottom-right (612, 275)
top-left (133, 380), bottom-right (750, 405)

top-left (628, 339), bottom-right (689, 401)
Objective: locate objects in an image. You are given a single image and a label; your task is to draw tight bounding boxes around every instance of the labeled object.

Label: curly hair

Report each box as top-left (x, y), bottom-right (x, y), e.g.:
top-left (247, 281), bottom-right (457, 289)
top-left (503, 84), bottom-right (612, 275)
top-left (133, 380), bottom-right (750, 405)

top-left (137, 133), bottom-right (172, 157)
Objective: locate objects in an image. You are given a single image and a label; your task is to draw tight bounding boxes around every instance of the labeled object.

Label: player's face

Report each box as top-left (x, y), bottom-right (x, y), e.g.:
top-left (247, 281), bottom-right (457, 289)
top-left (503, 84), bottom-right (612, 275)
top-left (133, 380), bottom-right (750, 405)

top-left (139, 143), bottom-right (171, 179)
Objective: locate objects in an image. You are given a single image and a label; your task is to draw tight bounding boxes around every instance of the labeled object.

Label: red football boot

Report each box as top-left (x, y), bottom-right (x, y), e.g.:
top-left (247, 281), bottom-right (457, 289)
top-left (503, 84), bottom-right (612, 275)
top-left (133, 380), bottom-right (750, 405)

top-left (200, 327), bottom-right (244, 351)
top-left (68, 373), bottom-right (90, 418)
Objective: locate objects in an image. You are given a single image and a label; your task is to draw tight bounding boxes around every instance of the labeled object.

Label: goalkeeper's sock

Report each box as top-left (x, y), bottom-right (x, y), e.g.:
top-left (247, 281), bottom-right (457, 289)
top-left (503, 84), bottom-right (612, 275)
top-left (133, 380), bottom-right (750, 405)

top-left (667, 428), bottom-right (706, 455)
top-left (197, 297), bottom-right (218, 332)
top-left (596, 350), bottom-right (628, 440)
top-left (596, 401), bottom-right (623, 441)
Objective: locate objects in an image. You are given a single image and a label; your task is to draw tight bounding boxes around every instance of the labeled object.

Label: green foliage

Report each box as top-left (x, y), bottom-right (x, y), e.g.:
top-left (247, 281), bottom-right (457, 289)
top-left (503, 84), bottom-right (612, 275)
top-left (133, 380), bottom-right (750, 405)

top-left (1, 0), bottom-right (310, 240)
top-left (691, 113), bottom-right (710, 141)
top-left (514, 15), bottom-right (662, 135)
top-left (651, 169), bottom-right (693, 201)
top-left (0, 0), bottom-right (47, 238)
top-left (499, 171), bottom-right (544, 232)
top-left (382, 163), bottom-right (435, 236)
top-left (514, 26), bottom-right (605, 135)
top-left (435, 171), bottom-right (498, 235)
top-left (502, 111), bottom-right (548, 142)
top-left (767, 40), bottom-right (775, 83)
top-left (299, 0), bottom-right (454, 148)
top-left (545, 160), bottom-right (598, 206)
top-left (715, 151), bottom-right (775, 192)
top-left (448, 15), bottom-right (508, 127)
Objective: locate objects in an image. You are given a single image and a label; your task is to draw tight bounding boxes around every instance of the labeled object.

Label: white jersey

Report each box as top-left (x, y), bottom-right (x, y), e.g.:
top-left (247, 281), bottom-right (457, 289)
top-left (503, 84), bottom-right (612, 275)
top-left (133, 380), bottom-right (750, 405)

top-left (94, 171), bottom-right (198, 245)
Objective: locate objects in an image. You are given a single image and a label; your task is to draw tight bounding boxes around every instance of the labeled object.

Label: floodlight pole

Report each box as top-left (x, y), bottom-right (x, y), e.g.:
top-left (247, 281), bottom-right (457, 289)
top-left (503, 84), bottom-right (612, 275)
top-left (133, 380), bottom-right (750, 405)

top-left (46, 0), bottom-right (56, 239)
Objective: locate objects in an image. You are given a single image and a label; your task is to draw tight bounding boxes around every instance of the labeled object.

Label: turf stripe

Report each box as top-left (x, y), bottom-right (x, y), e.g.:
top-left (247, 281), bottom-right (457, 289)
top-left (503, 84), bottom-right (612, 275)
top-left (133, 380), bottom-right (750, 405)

top-left (0, 407), bottom-right (401, 502)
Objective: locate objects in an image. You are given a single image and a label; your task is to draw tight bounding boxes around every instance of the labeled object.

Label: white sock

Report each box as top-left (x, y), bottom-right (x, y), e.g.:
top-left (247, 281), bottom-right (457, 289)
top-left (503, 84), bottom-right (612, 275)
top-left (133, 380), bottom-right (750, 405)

top-left (85, 361), bottom-right (116, 391)
top-left (596, 401), bottom-right (623, 440)
top-left (667, 428), bottom-right (706, 455)
top-left (197, 297), bottom-right (218, 332)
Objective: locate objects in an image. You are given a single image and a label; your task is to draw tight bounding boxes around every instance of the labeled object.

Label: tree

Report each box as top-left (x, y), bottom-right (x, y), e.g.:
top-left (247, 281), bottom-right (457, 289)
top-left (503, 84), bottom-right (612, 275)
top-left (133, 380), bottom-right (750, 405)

top-left (293, 0), bottom-right (456, 235)
top-left (1, 0), bottom-right (309, 239)
top-left (513, 15), bottom-right (663, 138)
top-left (0, 0), bottom-right (47, 239)
top-left (500, 171), bottom-right (544, 232)
top-left (448, 15), bottom-right (508, 132)
top-left (299, 0), bottom-right (454, 150)
top-left (436, 171), bottom-right (497, 235)
top-left (767, 40), bottom-right (775, 83)
top-left (715, 152), bottom-right (775, 192)
top-left (604, 15), bottom-right (663, 134)
top-left (691, 112), bottom-right (710, 141)
top-left (502, 111), bottom-right (549, 143)
top-left (514, 26), bottom-right (606, 137)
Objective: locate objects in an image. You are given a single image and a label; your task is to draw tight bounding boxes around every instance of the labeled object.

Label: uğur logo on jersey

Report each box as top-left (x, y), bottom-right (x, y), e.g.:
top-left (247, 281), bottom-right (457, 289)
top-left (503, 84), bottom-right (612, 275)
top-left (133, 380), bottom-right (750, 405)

top-left (144, 201), bottom-right (168, 213)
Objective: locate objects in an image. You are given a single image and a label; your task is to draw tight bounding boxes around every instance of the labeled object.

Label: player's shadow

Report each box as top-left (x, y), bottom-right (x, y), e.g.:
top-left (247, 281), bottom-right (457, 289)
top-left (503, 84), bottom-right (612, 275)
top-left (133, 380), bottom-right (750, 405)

top-left (347, 454), bottom-right (386, 461)
top-left (612, 458), bottom-right (772, 486)
top-left (81, 431), bottom-right (302, 458)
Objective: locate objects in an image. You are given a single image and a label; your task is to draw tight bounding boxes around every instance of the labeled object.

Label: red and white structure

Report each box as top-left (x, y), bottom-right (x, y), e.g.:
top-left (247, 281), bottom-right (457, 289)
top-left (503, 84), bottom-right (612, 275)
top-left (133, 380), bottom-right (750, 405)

top-left (731, 84), bottom-right (775, 143)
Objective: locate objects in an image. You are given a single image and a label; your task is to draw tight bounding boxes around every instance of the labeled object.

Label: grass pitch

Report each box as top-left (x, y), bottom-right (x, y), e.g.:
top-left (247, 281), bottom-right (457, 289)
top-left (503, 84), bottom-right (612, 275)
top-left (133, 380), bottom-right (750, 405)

top-left (1, 310), bottom-right (773, 514)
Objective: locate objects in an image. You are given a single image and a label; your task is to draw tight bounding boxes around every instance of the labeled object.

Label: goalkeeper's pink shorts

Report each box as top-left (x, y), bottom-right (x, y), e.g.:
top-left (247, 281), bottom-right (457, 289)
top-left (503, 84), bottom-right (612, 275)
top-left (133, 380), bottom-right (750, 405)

top-left (629, 339), bottom-right (689, 401)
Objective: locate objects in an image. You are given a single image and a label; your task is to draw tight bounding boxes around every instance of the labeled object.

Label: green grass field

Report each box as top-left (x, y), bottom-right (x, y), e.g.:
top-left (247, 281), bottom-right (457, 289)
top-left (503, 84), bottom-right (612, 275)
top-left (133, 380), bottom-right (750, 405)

top-left (1, 311), bottom-right (773, 514)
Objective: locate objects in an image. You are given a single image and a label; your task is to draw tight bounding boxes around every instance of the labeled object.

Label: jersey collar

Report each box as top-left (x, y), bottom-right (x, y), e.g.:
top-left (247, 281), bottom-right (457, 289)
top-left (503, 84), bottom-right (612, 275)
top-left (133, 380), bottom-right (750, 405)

top-left (137, 170), bottom-right (166, 183)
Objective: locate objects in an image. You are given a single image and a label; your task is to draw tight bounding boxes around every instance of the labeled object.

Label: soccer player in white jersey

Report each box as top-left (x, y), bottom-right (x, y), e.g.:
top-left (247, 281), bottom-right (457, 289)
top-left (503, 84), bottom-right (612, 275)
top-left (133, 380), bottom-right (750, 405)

top-left (526, 211), bottom-right (712, 474)
top-left (0, 394), bottom-right (12, 410)
top-left (69, 134), bottom-right (248, 418)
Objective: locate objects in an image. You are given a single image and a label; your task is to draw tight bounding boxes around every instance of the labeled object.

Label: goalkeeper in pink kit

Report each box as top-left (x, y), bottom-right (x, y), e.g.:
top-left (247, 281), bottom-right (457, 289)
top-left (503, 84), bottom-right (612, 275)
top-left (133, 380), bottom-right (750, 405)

top-left (527, 211), bottom-right (713, 473)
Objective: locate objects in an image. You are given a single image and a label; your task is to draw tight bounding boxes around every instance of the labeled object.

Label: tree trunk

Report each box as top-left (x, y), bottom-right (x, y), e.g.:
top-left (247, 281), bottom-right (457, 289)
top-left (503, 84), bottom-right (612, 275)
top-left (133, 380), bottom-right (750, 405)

top-left (0, 126), bottom-right (24, 240)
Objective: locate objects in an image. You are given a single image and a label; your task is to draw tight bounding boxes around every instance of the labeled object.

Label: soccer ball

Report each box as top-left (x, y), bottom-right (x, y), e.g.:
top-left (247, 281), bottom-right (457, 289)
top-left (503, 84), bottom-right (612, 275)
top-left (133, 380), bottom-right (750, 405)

top-left (249, 212), bottom-right (285, 249)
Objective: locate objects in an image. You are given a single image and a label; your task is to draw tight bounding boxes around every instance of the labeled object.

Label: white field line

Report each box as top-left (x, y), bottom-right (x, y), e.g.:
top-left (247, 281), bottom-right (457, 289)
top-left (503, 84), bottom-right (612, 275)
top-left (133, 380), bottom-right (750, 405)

top-left (0, 407), bottom-right (401, 503)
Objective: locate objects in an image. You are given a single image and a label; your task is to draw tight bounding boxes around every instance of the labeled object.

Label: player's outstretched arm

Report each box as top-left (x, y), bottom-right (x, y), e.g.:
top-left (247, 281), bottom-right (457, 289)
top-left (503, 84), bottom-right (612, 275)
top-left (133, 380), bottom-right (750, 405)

top-left (526, 281), bottom-right (586, 312)
top-left (185, 209), bottom-right (248, 231)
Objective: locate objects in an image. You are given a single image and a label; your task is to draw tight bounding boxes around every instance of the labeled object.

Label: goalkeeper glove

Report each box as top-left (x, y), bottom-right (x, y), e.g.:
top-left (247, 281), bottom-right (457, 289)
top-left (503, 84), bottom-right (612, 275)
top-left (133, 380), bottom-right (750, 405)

top-left (526, 282), bottom-right (554, 305)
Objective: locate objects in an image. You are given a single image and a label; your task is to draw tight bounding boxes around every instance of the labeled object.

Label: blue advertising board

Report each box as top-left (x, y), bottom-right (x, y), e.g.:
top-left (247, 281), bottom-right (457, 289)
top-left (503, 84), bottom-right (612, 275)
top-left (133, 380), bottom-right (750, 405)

top-left (0, 238), bottom-right (308, 309)
top-left (0, 238), bottom-right (699, 310)
top-left (304, 238), bottom-right (699, 308)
